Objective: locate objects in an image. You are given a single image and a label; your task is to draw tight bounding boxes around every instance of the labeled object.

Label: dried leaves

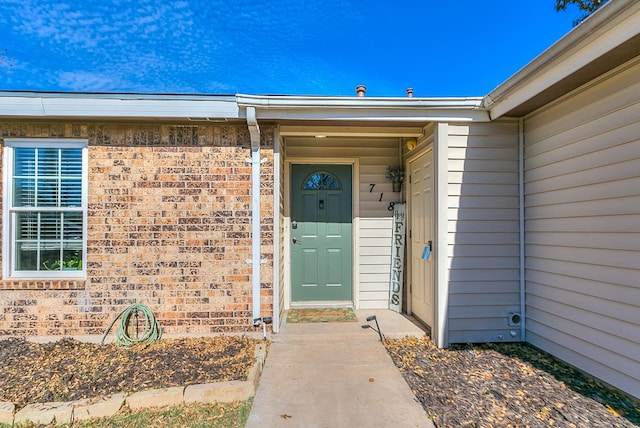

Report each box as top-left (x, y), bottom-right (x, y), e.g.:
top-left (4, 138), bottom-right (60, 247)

top-left (385, 337), bottom-right (640, 428)
top-left (0, 336), bottom-right (259, 409)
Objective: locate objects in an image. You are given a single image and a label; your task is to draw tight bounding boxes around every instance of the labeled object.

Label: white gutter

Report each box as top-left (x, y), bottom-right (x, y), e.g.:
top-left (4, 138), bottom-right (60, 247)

top-left (246, 106), bottom-right (265, 327)
top-left (0, 92), bottom-right (240, 119)
top-left (0, 91), bottom-right (490, 122)
top-left (237, 94), bottom-right (484, 109)
top-left (271, 126), bottom-right (281, 333)
top-left (237, 94), bottom-right (489, 122)
top-left (519, 118), bottom-right (526, 341)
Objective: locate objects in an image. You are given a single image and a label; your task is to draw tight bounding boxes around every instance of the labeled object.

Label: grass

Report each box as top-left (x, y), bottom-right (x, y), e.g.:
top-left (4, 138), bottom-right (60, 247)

top-left (2, 399), bottom-right (253, 428)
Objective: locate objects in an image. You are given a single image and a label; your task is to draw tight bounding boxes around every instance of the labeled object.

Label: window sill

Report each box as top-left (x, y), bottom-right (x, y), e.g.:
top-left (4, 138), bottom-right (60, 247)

top-left (0, 279), bottom-right (86, 290)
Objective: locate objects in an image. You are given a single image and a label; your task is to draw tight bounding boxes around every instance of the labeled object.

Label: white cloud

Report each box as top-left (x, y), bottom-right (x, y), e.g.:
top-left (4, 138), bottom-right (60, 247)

top-left (57, 71), bottom-right (129, 92)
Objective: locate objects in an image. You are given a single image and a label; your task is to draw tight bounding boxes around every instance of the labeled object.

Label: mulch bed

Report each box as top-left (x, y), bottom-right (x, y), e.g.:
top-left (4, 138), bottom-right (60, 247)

top-left (286, 307), bottom-right (357, 323)
top-left (0, 336), bottom-right (260, 410)
top-left (3, 333), bottom-right (639, 428)
top-left (385, 336), bottom-right (640, 428)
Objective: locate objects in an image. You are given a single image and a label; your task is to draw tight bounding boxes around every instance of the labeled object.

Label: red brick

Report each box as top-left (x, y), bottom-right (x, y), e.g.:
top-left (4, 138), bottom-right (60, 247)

top-left (0, 122), bottom-right (274, 337)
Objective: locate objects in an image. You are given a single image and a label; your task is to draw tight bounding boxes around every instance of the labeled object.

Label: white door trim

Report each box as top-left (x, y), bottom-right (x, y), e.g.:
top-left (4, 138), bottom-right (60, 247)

top-left (284, 157), bottom-right (360, 310)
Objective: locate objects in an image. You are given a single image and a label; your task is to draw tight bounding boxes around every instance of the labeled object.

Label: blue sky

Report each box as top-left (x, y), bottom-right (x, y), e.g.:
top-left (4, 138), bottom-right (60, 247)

top-left (0, 1), bottom-right (582, 97)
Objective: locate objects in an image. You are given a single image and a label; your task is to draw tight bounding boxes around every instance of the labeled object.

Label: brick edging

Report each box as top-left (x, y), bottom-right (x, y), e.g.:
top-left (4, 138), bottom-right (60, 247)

top-left (1, 343), bottom-right (267, 426)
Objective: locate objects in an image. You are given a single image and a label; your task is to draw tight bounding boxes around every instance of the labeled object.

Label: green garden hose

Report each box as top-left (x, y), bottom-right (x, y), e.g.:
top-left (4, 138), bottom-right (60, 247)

top-left (100, 304), bottom-right (162, 346)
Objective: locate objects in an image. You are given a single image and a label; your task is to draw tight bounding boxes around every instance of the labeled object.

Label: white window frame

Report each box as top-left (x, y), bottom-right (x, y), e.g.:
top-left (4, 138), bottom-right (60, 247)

top-left (3, 138), bottom-right (88, 279)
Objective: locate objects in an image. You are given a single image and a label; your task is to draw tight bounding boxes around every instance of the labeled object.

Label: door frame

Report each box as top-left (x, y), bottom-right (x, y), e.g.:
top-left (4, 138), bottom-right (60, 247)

top-left (284, 157), bottom-right (360, 310)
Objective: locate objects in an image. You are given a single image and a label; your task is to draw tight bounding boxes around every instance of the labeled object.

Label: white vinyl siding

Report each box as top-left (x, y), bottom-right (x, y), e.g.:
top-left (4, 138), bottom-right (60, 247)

top-left (445, 122), bottom-right (521, 343)
top-left (285, 136), bottom-right (400, 309)
top-left (358, 217), bottom-right (393, 309)
top-left (523, 57), bottom-right (640, 399)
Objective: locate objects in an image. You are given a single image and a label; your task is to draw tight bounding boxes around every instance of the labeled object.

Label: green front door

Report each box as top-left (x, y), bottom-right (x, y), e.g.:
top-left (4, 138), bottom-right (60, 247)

top-left (291, 164), bottom-right (352, 301)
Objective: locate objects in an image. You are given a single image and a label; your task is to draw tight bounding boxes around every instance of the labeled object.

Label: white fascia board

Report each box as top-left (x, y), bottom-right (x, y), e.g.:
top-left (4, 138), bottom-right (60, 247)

top-left (485, 0), bottom-right (640, 119)
top-left (0, 93), bottom-right (240, 120)
top-left (236, 94), bottom-right (489, 122)
top-left (236, 94), bottom-right (484, 108)
top-left (251, 108), bottom-right (489, 122)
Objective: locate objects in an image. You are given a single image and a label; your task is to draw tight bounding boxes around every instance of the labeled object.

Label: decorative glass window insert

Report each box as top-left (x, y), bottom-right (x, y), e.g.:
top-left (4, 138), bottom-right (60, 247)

top-left (302, 172), bottom-right (341, 190)
top-left (4, 140), bottom-right (87, 278)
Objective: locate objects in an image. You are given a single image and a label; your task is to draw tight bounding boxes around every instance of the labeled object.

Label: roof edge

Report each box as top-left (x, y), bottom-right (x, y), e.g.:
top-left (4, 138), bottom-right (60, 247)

top-left (484, 0), bottom-right (640, 118)
top-left (0, 90), bottom-right (237, 101)
top-left (235, 94), bottom-right (489, 122)
top-left (236, 94), bottom-right (484, 109)
top-left (0, 92), bottom-right (240, 120)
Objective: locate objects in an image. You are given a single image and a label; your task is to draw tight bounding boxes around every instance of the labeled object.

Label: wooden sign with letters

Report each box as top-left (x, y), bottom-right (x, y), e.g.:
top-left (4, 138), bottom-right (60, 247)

top-left (389, 203), bottom-right (406, 313)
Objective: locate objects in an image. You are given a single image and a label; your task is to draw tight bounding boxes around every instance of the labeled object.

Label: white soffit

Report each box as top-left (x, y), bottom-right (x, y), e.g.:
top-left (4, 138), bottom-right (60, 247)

top-left (279, 125), bottom-right (424, 137)
top-left (485, 0), bottom-right (640, 119)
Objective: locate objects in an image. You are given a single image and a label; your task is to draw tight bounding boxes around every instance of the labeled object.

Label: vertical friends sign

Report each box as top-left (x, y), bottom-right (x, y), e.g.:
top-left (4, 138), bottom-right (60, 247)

top-left (389, 203), bottom-right (406, 313)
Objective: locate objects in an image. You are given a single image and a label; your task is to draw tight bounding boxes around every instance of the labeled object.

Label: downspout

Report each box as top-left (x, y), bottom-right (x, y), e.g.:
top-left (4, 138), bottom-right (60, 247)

top-left (271, 126), bottom-right (281, 333)
top-left (246, 106), bottom-right (265, 328)
top-left (519, 118), bottom-right (526, 341)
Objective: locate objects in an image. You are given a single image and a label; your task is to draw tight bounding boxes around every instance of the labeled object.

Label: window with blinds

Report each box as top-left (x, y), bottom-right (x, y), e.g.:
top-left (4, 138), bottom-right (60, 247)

top-left (4, 140), bottom-right (87, 278)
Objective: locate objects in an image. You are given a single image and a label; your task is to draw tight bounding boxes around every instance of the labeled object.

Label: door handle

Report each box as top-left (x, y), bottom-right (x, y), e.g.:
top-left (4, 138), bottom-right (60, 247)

top-left (422, 241), bottom-right (432, 260)
top-left (292, 237), bottom-right (302, 245)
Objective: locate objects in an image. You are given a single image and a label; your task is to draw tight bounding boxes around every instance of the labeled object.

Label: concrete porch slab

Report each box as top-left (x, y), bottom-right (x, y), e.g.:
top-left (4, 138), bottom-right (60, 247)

top-left (278, 309), bottom-right (428, 340)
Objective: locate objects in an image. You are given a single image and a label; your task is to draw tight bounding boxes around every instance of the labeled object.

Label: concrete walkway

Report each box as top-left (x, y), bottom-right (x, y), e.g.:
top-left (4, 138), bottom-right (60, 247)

top-left (247, 310), bottom-right (435, 428)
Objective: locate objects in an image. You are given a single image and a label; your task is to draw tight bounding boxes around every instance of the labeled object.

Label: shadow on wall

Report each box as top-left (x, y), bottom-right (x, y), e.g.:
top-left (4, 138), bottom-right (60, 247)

top-left (448, 122), bottom-right (521, 344)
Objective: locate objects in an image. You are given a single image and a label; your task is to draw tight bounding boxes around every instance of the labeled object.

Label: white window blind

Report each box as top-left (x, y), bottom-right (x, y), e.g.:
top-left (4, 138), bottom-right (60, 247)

top-left (4, 140), bottom-right (87, 277)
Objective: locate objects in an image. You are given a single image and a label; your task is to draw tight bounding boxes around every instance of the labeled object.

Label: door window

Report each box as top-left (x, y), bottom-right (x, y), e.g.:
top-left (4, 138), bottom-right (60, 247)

top-left (302, 172), bottom-right (341, 190)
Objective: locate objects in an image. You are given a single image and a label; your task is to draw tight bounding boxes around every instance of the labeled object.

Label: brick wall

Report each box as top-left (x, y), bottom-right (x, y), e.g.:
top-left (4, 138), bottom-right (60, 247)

top-left (0, 122), bottom-right (274, 337)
